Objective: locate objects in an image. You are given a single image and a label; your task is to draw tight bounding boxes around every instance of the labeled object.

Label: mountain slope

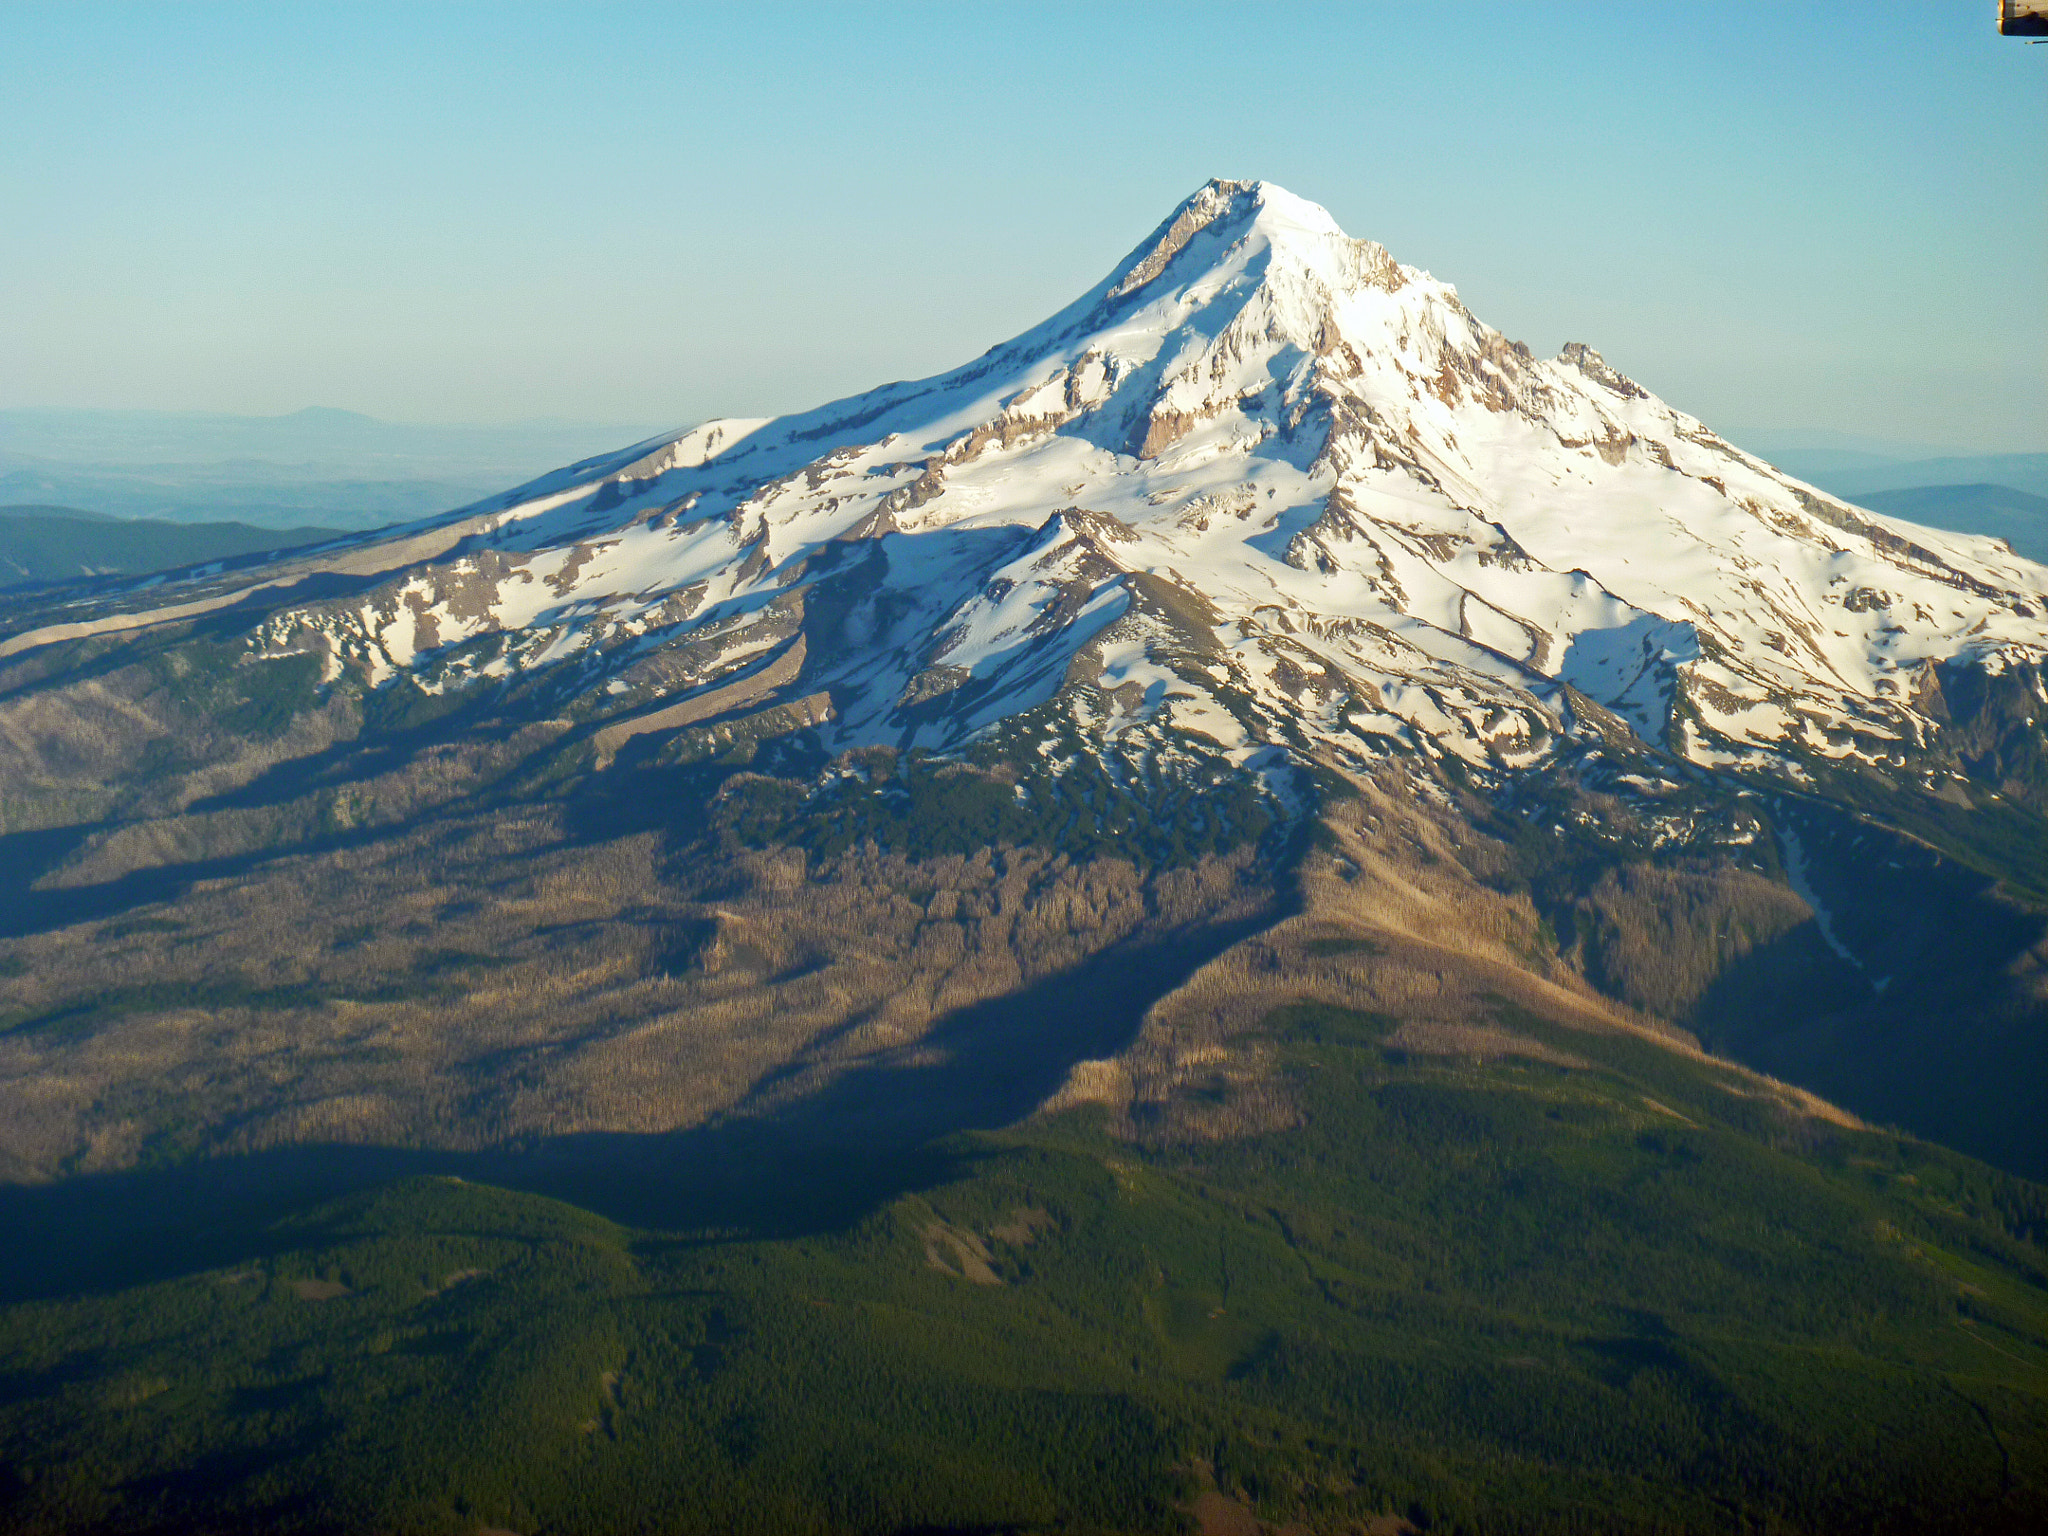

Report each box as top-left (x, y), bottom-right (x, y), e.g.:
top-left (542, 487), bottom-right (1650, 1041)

top-left (0, 179), bottom-right (2042, 1180)
top-left (0, 177), bottom-right (2044, 1534)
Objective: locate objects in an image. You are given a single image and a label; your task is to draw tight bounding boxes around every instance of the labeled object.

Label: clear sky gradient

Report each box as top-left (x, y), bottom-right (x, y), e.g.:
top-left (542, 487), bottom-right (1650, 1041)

top-left (2, 1), bottom-right (2042, 450)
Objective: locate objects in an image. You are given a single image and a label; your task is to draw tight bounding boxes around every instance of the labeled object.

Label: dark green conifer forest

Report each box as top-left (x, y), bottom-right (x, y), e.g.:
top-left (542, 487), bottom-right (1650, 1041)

top-left (2, 996), bottom-right (2040, 1534)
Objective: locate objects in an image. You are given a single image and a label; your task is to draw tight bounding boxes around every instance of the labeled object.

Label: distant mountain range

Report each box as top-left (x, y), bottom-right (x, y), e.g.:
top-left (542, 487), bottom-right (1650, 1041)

top-left (1847, 482), bottom-right (2048, 564)
top-left (0, 406), bottom-right (666, 531)
top-left (1768, 448), bottom-right (2048, 500)
top-left (1765, 455), bottom-right (2048, 567)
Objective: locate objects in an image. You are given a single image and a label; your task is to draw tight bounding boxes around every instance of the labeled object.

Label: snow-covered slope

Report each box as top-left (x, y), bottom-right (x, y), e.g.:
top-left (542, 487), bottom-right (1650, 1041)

top-left (79, 181), bottom-right (2048, 789)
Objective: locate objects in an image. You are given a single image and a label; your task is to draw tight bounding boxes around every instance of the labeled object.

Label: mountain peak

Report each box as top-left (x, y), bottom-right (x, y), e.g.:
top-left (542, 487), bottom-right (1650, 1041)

top-left (1176, 177), bottom-right (1348, 239)
top-left (1105, 178), bottom-right (1388, 309)
top-left (17, 184), bottom-right (2045, 807)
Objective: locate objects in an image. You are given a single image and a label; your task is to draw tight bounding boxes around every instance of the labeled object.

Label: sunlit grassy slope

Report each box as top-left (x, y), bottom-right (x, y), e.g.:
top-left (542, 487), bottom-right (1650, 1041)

top-left (1, 998), bottom-right (2041, 1536)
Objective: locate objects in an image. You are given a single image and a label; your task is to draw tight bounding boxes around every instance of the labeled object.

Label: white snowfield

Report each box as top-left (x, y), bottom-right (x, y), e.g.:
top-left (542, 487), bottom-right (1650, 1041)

top-left (194, 180), bottom-right (2048, 778)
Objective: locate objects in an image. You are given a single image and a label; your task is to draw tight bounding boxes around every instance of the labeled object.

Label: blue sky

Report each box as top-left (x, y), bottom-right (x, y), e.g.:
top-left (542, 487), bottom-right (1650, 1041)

top-left (2, 1), bottom-right (2042, 450)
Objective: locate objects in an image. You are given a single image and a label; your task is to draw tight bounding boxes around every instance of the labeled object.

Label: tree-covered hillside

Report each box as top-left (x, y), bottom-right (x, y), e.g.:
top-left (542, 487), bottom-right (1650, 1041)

top-left (1, 995), bottom-right (2040, 1535)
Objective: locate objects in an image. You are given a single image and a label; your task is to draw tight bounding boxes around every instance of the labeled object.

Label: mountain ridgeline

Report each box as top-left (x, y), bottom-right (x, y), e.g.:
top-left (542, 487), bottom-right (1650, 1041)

top-left (0, 504), bottom-right (348, 587)
top-left (0, 181), bottom-right (2042, 1533)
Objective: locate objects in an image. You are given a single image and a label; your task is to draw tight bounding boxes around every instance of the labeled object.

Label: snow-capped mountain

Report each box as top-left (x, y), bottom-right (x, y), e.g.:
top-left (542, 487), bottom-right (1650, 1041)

top-left (37, 179), bottom-right (2048, 791)
top-left (7, 177), bottom-right (2048, 1210)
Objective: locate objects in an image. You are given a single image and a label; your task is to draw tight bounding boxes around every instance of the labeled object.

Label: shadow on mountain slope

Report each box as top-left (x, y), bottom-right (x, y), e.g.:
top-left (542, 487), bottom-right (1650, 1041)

top-left (1676, 801), bottom-right (2048, 1178)
top-left (0, 893), bottom-right (1282, 1305)
top-left (0, 822), bottom-right (400, 941)
top-left (724, 895), bottom-right (1285, 1150)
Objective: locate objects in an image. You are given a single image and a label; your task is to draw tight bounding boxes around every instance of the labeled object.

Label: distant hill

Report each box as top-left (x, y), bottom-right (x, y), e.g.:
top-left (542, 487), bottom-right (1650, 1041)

top-left (1848, 483), bottom-right (2048, 565)
top-left (0, 467), bottom-right (491, 533)
top-left (0, 505), bottom-right (346, 586)
top-left (1774, 449), bottom-right (2048, 502)
top-left (0, 405), bottom-right (669, 532)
